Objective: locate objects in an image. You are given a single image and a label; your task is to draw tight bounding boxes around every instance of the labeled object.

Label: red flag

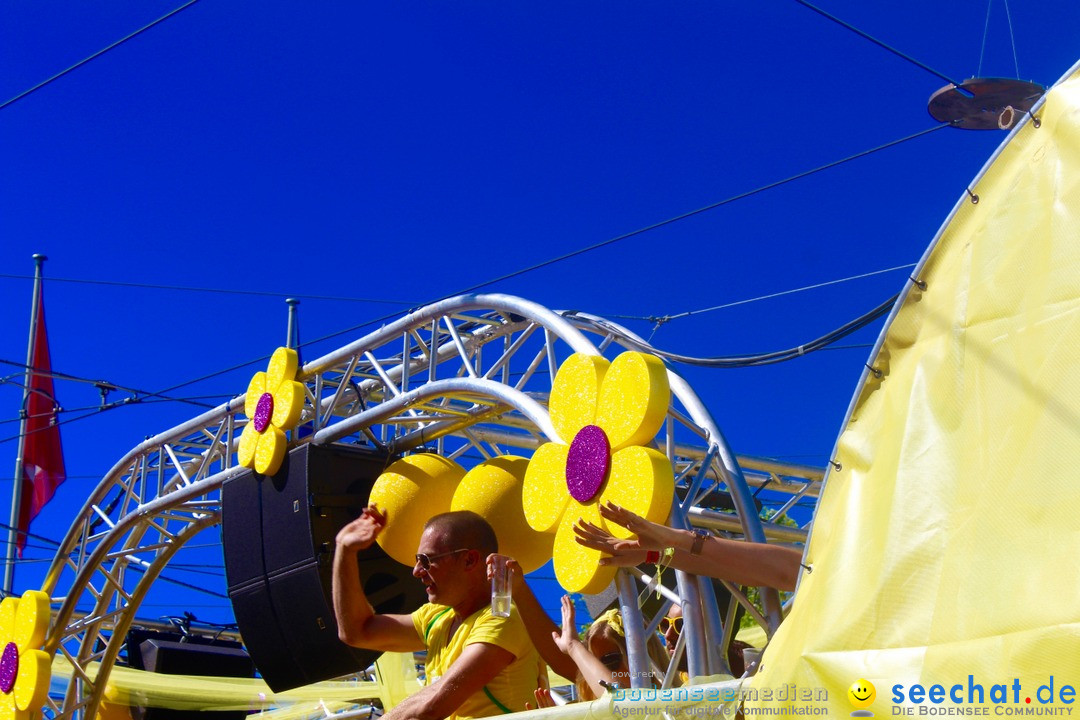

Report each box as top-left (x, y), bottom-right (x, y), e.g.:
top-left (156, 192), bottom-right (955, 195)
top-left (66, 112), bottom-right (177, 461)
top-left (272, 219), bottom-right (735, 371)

top-left (17, 284), bottom-right (66, 556)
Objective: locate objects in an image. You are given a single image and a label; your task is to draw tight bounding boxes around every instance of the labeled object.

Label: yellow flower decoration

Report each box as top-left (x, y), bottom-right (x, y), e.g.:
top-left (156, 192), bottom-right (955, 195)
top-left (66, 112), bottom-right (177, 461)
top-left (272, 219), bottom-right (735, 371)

top-left (237, 347), bottom-right (305, 476)
top-left (0, 590), bottom-right (52, 719)
top-left (523, 352), bottom-right (675, 594)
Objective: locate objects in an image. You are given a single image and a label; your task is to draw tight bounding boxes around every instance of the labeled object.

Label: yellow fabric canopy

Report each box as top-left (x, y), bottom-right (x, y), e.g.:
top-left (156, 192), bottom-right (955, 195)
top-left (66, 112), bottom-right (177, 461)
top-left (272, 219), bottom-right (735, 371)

top-left (751, 60), bottom-right (1080, 714)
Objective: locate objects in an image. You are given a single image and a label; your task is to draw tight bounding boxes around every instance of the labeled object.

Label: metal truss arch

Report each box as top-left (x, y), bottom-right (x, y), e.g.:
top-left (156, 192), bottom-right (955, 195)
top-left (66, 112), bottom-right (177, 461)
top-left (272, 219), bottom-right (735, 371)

top-left (41, 293), bottom-right (800, 717)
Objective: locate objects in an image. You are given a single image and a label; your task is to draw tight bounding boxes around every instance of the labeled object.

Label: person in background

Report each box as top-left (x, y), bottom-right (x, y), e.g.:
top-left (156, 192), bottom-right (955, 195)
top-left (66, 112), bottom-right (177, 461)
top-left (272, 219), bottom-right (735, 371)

top-left (333, 507), bottom-right (544, 720)
top-left (659, 603), bottom-right (751, 678)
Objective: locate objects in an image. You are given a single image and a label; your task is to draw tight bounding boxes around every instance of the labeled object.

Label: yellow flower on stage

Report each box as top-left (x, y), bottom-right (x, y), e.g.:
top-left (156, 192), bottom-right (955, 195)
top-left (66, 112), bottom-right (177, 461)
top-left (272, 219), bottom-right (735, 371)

top-left (237, 347), bottom-right (305, 476)
top-left (0, 590), bottom-right (52, 719)
top-left (523, 352), bottom-right (675, 594)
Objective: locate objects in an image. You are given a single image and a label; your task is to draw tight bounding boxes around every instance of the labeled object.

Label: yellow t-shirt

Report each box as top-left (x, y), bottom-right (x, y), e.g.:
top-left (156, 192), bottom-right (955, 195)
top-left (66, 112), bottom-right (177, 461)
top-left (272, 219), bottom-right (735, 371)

top-left (412, 603), bottom-right (543, 719)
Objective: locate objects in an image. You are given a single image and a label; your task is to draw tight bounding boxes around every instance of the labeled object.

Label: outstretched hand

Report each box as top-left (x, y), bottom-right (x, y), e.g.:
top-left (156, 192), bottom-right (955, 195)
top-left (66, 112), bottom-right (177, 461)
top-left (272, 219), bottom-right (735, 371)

top-left (335, 504), bottom-right (386, 553)
top-left (527, 687), bottom-right (556, 710)
top-left (573, 502), bottom-right (685, 566)
top-left (551, 595), bottom-right (579, 655)
top-left (572, 519), bottom-right (649, 567)
top-left (598, 501), bottom-right (681, 550)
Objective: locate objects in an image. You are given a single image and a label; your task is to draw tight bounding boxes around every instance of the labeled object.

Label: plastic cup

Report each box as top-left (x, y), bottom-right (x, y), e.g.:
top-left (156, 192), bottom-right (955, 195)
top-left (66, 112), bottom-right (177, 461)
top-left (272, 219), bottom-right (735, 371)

top-left (490, 554), bottom-right (512, 617)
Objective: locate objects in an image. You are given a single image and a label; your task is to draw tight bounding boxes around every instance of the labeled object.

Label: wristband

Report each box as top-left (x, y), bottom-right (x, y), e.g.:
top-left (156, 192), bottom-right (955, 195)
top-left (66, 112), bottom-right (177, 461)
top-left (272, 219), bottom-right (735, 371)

top-left (638, 547), bottom-right (676, 606)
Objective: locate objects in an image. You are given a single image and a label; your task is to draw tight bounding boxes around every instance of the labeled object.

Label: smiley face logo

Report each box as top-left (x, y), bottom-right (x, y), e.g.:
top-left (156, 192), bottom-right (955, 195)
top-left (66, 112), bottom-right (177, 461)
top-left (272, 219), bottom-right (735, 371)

top-left (848, 678), bottom-right (876, 709)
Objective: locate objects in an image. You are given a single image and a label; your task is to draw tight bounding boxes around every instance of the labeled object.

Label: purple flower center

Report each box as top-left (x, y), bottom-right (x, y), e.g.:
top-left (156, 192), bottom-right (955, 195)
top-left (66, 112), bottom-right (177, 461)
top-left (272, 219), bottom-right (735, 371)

top-left (566, 425), bottom-right (610, 503)
top-left (253, 392), bottom-right (274, 433)
top-left (0, 642), bottom-right (18, 694)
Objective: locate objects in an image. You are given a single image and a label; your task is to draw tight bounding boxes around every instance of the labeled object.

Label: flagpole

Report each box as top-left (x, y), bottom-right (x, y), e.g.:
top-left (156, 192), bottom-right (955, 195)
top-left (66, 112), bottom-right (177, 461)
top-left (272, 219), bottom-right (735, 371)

top-left (5, 254), bottom-right (47, 596)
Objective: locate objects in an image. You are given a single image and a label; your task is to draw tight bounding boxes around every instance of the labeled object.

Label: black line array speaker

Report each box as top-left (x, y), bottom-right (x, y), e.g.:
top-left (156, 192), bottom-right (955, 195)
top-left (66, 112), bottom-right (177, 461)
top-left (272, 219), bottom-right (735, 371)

top-left (223, 442), bottom-right (424, 692)
top-left (125, 629), bottom-right (255, 720)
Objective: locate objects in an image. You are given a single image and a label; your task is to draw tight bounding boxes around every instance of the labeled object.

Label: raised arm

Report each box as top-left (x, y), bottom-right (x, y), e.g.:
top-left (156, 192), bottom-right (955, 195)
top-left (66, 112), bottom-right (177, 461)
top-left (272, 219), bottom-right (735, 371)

top-left (333, 505), bottom-right (424, 652)
top-left (551, 595), bottom-right (618, 697)
top-left (573, 502), bottom-right (802, 592)
top-left (383, 641), bottom-right (515, 720)
top-left (486, 555), bottom-right (579, 682)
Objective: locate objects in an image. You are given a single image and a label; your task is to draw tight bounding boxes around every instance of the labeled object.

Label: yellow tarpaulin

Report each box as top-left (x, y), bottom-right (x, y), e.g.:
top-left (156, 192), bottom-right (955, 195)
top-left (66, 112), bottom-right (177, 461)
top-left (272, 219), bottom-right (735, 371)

top-left (751, 60), bottom-right (1080, 714)
top-left (51, 655), bottom-right (384, 718)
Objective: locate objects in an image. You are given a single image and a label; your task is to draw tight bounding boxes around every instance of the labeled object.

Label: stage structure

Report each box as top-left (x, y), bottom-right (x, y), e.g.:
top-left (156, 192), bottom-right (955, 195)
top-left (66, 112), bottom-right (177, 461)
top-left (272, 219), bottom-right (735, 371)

top-left (39, 294), bottom-right (818, 718)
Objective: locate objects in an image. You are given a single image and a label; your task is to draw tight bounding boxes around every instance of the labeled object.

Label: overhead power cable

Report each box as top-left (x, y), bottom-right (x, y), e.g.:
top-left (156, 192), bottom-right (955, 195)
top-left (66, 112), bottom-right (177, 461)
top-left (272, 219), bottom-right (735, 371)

top-left (794, 0), bottom-right (962, 86)
top-left (565, 293), bottom-right (898, 368)
top-left (0, 357), bottom-right (218, 410)
top-left (0, 273), bottom-right (414, 306)
top-left (148, 123), bottom-right (950, 396)
top-left (0, 520), bottom-right (228, 600)
top-left (0, 0), bottom-right (202, 113)
top-left (444, 126), bottom-right (950, 299)
top-left (606, 263), bottom-right (915, 324)
top-left (1, 122), bottom-right (949, 438)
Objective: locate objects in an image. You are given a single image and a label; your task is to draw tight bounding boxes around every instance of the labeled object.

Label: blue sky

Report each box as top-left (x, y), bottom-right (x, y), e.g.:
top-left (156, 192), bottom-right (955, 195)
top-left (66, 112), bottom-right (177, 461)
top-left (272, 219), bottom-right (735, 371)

top-left (1, 2), bottom-right (1078, 626)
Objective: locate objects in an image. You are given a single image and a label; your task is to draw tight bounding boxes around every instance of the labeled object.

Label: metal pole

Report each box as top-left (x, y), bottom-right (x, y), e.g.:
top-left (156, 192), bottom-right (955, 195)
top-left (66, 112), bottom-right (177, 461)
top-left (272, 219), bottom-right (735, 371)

top-left (5, 254), bottom-right (47, 595)
top-left (285, 297), bottom-right (300, 350)
top-left (615, 569), bottom-right (650, 689)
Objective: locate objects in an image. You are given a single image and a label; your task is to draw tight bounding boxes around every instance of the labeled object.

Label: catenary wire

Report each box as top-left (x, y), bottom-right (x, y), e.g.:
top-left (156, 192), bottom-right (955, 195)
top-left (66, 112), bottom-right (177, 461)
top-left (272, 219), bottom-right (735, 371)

top-left (0, 274), bottom-right (414, 306)
top-left (0, 521), bottom-right (228, 598)
top-left (794, 0), bottom-right (962, 86)
top-left (0, 0), bottom-right (202, 113)
top-left (143, 122), bottom-right (951, 398)
top-left (978, 0), bottom-right (994, 77)
top-left (0, 122), bottom-right (950, 445)
top-left (565, 293), bottom-right (897, 368)
top-left (606, 264), bottom-right (915, 324)
top-left (0, 357), bottom-right (218, 409)
top-left (441, 126), bottom-right (950, 300)
top-left (1003, 0), bottom-right (1020, 79)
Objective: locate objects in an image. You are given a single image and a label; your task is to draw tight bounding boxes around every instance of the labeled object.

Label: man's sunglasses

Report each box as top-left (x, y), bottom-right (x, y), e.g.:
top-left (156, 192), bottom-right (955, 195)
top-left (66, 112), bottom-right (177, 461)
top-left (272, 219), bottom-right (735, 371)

top-left (658, 616), bottom-right (683, 635)
top-left (415, 548), bottom-right (469, 570)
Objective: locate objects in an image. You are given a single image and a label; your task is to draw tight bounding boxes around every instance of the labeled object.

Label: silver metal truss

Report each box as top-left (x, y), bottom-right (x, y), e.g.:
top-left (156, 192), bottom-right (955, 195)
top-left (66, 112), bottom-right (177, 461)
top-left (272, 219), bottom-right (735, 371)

top-left (42, 293), bottom-right (816, 718)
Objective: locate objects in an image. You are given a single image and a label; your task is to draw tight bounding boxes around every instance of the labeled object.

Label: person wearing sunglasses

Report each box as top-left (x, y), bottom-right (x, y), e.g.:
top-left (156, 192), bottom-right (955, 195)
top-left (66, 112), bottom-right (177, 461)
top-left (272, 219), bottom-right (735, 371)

top-left (657, 603), bottom-right (751, 679)
top-left (333, 505), bottom-right (544, 720)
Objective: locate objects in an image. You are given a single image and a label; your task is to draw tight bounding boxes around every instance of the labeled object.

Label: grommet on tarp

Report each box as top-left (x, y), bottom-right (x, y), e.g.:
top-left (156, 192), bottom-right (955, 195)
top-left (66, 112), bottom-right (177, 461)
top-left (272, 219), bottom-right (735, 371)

top-left (965, 188), bottom-right (979, 204)
top-left (928, 77), bottom-right (1045, 130)
top-left (909, 276), bottom-right (927, 291)
top-left (828, 460), bottom-right (842, 472)
top-left (865, 364), bottom-right (883, 380)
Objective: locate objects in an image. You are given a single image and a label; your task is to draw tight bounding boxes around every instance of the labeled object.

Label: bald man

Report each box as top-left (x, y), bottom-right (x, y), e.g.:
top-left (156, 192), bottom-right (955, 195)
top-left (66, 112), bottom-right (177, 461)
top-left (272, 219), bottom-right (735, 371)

top-left (333, 508), bottom-right (543, 720)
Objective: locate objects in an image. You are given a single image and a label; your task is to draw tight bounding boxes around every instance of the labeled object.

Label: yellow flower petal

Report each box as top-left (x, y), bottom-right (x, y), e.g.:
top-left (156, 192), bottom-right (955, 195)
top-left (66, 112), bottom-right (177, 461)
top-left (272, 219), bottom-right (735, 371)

top-left (602, 446), bottom-right (675, 539)
top-left (452, 456), bottom-right (555, 574)
top-left (13, 649), bottom-right (50, 713)
top-left (244, 372), bottom-right (267, 418)
top-left (522, 443), bottom-right (571, 533)
top-left (370, 454), bottom-right (465, 566)
top-left (0, 597), bottom-right (16, 642)
top-left (548, 354), bottom-right (608, 444)
top-left (594, 352), bottom-right (670, 451)
top-left (237, 423), bottom-right (260, 469)
top-left (553, 500), bottom-right (616, 594)
top-left (0, 688), bottom-right (14, 720)
top-left (266, 347), bottom-right (299, 389)
top-left (254, 426), bottom-right (287, 476)
top-left (271, 380), bottom-right (305, 430)
top-left (13, 591), bottom-right (48, 651)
